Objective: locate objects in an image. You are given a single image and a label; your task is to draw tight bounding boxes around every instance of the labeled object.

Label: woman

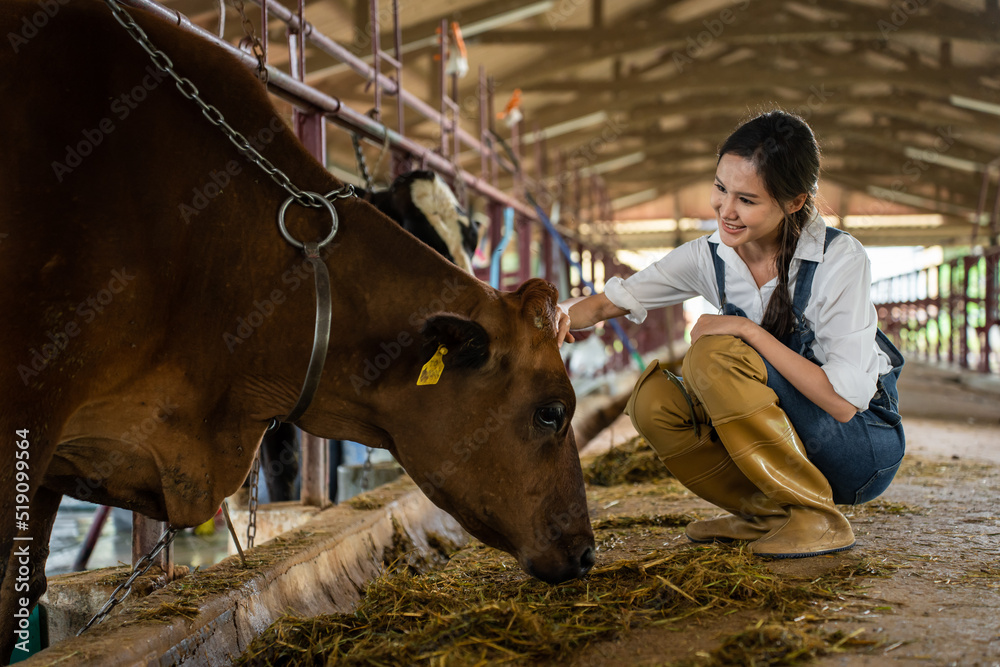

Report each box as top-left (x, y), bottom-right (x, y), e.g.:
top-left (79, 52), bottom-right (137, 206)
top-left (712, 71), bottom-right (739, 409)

top-left (557, 110), bottom-right (905, 558)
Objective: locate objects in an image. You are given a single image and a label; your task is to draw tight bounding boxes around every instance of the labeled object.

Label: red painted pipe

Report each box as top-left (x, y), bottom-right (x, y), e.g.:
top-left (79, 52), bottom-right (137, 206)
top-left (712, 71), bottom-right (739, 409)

top-left (73, 505), bottom-right (111, 572)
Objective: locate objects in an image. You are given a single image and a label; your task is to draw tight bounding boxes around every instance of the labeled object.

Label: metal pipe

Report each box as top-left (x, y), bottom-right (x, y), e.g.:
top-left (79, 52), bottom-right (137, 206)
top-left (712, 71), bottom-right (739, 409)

top-left (393, 0), bottom-right (404, 137)
top-left (490, 207), bottom-right (515, 289)
top-left (479, 65), bottom-right (488, 182)
top-left (296, 0), bottom-right (305, 84)
top-left (439, 18), bottom-right (447, 156)
top-left (259, 1), bottom-right (267, 66)
top-left (370, 0), bottom-right (382, 122)
top-left (118, 0), bottom-right (594, 244)
top-left (286, 3), bottom-right (330, 509)
top-left (488, 75), bottom-right (497, 186)
top-left (73, 505), bottom-right (111, 572)
top-left (250, 0), bottom-right (493, 159)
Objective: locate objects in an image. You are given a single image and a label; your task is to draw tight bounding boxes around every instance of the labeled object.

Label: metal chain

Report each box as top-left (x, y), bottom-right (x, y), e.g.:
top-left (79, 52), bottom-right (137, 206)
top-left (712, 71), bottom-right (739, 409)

top-left (102, 0), bottom-right (354, 210)
top-left (361, 447), bottom-right (373, 492)
top-left (352, 134), bottom-right (374, 191)
top-left (247, 453), bottom-right (260, 549)
top-left (230, 0), bottom-right (268, 84)
top-left (78, 526), bottom-right (179, 635)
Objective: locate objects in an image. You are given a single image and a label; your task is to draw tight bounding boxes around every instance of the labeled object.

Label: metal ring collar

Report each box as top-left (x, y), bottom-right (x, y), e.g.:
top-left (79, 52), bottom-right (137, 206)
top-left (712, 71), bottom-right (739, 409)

top-left (275, 190), bottom-right (350, 425)
top-left (277, 191), bottom-right (339, 250)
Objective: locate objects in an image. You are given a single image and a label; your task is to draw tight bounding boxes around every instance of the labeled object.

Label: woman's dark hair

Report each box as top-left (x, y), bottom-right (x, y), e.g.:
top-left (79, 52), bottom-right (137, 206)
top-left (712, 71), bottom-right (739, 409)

top-left (718, 110), bottom-right (820, 338)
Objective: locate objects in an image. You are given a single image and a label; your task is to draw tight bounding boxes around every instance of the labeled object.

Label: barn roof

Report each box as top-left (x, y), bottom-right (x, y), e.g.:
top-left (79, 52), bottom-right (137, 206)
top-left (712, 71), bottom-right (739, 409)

top-left (163, 0), bottom-right (999, 250)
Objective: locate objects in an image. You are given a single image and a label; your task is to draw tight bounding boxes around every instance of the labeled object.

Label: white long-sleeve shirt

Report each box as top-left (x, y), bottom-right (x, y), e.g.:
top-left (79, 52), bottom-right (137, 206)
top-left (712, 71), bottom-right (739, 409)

top-left (604, 214), bottom-right (893, 410)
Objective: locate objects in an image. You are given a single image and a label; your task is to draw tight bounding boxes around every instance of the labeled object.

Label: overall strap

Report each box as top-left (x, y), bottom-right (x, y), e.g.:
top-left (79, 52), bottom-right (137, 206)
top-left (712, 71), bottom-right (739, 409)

top-left (792, 227), bottom-right (847, 312)
top-left (708, 241), bottom-right (727, 306)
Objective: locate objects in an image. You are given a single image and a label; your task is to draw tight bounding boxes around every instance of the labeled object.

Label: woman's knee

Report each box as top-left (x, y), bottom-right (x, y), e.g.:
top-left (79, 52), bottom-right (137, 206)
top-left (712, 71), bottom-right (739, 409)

top-left (683, 336), bottom-right (766, 387)
top-left (626, 362), bottom-right (696, 442)
top-left (682, 335), bottom-right (774, 419)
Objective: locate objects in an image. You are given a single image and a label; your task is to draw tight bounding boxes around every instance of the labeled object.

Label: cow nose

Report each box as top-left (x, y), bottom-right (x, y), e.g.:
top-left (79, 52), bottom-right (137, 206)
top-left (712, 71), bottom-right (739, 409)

top-left (525, 542), bottom-right (596, 584)
top-left (579, 545), bottom-right (596, 574)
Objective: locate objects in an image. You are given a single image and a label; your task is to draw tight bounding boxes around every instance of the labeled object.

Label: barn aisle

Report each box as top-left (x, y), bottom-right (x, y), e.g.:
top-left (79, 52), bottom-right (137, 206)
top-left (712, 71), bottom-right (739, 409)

top-left (570, 358), bottom-right (1000, 665)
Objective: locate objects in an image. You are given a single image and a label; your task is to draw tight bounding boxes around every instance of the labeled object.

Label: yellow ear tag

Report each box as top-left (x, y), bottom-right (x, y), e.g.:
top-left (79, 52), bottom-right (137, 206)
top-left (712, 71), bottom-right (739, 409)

top-left (417, 345), bottom-right (448, 386)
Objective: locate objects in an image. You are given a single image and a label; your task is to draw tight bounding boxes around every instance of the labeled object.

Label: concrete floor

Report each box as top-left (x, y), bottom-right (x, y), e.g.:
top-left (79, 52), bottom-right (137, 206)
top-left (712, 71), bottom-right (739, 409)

top-left (570, 359), bottom-right (1000, 667)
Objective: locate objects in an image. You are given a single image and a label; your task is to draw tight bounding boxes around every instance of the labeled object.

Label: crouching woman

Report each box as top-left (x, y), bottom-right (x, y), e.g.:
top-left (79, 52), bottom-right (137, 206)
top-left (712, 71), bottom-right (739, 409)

top-left (558, 110), bottom-right (905, 558)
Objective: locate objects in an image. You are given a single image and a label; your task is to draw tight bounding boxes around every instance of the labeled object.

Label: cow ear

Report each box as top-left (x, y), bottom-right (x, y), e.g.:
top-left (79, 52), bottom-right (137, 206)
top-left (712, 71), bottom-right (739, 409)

top-left (420, 314), bottom-right (490, 370)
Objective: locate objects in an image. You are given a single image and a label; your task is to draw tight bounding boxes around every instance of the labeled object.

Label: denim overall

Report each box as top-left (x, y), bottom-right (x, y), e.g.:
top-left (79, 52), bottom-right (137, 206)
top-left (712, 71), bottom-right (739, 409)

top-left (707, 227), bottom-right (906, 504)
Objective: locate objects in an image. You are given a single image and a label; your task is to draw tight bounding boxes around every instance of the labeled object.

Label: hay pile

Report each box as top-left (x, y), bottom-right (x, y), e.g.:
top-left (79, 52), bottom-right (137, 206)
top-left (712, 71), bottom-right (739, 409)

top-left (680, 622), bottom-right (873, 667)
top-left (236, 438), bottom-right (897, 665)
top-left (237, 543), bottom-right (858, 666)
top-left (585, 436), bottom-right (672, 487)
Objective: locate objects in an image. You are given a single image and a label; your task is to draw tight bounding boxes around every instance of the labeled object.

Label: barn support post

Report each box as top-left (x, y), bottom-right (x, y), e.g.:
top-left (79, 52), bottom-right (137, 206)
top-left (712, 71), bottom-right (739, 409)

top-left (985, 250), bottom-right (998, 372)
top-left (486, 199), bottom-right (505, 286)
top-left (487, 75), bottom-right (498, 187)
top-left (516, 215), bottom-right (532, 285)
top-left (962, 256), bottom-right (974, 369)
top-left (289, 7), bottom-right (330, 508)
top-left (369, 0), bottom-right (382, 122)
top-left (437, 18), bottom-right (448, 156)
top-left (556, 151), bottom-right (572, 298)
top-left (132, 514), bottom-right (172, 578)
top-left (536, 136), bottom-right (555, 285)
top-left (947, 260), bottom-right (958, 366)
top-left (478, 65), bottom-right (489, 183)
top-left (930, 268), bottom-right (939, 362)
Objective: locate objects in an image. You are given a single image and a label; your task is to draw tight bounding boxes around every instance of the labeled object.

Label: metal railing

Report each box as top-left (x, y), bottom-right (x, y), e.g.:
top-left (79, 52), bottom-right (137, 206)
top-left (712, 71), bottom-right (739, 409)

top-left (874, 247), bottom-right (1000, 374)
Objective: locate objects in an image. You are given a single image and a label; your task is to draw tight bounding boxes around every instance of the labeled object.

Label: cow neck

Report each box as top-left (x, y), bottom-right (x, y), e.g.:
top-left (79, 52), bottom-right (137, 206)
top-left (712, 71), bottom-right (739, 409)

top-left (103, 0), bottom-right (353, 427)
top-left (274, 190), bottom-right (355, 425)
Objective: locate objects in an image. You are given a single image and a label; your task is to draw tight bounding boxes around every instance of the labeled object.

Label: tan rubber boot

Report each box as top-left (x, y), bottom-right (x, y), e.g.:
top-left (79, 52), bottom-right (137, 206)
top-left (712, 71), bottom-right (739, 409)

top-left (626, 360), bottom-right (788, 543)
top-left (683, 335), bottom-right (855, 558)
top-left (714, 405), bottom-right (855, 557)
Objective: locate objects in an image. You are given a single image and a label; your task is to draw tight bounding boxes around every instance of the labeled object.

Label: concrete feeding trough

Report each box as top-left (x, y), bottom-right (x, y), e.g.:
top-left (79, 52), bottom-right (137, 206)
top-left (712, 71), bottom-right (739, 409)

top-left (27, 478), bottom-right (466, 666)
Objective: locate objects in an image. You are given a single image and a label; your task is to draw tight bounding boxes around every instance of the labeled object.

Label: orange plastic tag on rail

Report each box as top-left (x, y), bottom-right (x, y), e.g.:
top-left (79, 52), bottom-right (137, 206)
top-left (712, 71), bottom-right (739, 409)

top-left (417, 345), bottom-right (448, 386)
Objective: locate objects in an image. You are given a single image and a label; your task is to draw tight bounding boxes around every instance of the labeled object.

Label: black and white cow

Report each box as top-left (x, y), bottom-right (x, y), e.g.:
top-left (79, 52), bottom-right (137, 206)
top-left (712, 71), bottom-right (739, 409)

top-left (362, 170), bottom-right (480, 273)
top-left (258, 170), bottom-right (480, 503)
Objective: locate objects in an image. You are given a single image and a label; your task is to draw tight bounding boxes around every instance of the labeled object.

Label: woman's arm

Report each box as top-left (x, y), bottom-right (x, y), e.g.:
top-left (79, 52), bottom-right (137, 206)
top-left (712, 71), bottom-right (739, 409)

top-left (556, 294), bottom-right (629, 346)
top-left (691, 314), bottom-right (858, 423)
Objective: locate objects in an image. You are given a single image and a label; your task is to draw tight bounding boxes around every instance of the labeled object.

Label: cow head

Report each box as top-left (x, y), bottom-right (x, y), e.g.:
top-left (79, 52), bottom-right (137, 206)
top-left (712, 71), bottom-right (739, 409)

top-left (360, 171), bottom-right (481, 274)
top-left (395, 171), bottom-right (481, 273)
top-left (384, 278), bottom-right (594, 583)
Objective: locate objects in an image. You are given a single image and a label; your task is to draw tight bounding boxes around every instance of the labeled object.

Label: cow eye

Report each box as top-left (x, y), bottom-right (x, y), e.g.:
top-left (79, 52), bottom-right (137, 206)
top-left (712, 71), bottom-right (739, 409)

top-left (534, 403), bottom-right (567, 432)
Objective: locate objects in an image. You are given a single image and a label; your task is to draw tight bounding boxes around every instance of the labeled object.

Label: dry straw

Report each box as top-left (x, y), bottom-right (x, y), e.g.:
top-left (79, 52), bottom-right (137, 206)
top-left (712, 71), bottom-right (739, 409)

top-left (236, 538), bottom-right (879, 666)
top-left (236, 438), bottom-right (897, 665)
top-left (585, 435), bottom-right (672, 487)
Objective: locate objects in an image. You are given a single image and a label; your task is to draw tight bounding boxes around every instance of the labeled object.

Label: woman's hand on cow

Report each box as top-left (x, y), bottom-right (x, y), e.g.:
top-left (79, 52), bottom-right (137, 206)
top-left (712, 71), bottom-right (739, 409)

top-left (556, 294), bottom-right (629, 347)
top-left (556, 306), bottom-right (576, 347)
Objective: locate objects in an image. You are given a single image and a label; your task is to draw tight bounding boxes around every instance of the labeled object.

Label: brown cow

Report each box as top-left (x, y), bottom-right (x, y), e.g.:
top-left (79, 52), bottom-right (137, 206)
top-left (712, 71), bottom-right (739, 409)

top-left (0, 1), bottom-right (593, 661)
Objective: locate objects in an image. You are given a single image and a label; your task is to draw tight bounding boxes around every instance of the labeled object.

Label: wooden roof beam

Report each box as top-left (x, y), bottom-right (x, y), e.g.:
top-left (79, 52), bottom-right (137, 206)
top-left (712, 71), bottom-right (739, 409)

top-left (479, 2), bottom-right (998, 89)
top-left (297, 0), bottom-right (556, 81)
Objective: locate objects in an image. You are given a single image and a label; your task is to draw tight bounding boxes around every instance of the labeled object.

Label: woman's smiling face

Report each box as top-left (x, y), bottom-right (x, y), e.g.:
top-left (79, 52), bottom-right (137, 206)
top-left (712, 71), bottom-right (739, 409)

top-left (710, 153), bottom-right (790, 252)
